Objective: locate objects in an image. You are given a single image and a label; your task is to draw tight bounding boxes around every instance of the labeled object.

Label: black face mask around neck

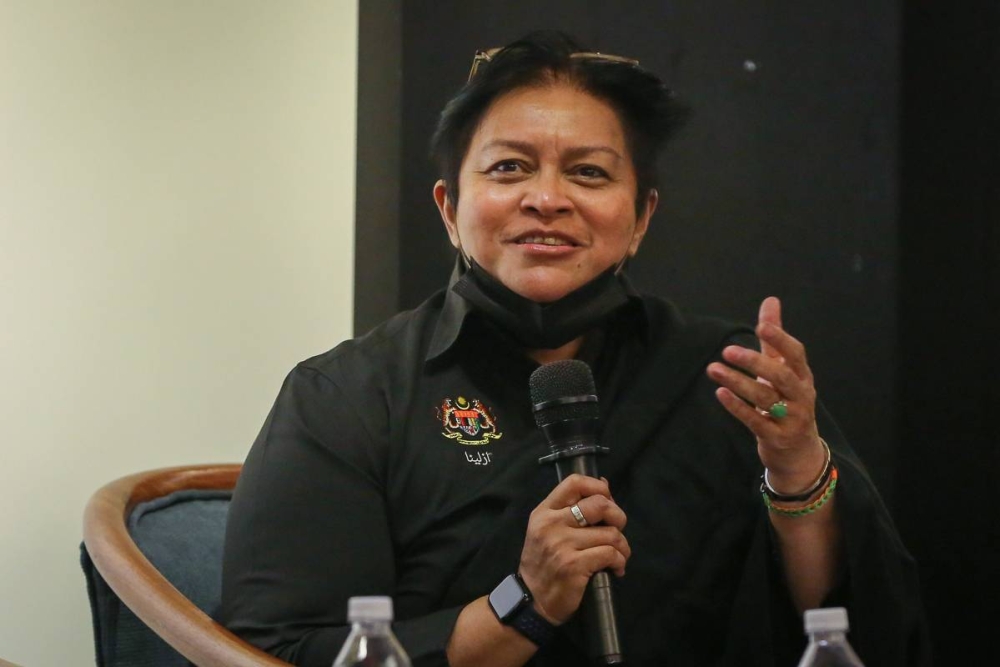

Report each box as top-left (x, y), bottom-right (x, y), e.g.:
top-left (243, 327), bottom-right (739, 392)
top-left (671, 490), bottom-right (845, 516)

top-left (451, 258), bottom-right (630, 350)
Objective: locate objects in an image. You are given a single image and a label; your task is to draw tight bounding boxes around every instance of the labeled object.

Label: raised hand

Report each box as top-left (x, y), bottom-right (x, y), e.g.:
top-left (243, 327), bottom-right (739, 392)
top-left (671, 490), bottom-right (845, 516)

top-left (706, 296), bottom-right (826, 492)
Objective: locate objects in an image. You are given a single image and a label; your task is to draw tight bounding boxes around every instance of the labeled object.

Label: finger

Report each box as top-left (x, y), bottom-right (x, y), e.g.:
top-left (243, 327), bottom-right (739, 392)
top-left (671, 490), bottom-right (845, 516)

top-left (528, 520), bottom-right (631, 567)
top-left (714, 387), bottom-right (781, 439)
top-left (758, 296), bottom-right (783, 359)
top-left (534, 541), bottom-right (629, 585)
top-left (565, 525), bottom-right (631, 561)
top-left (707, 360), bottom-right (787, 408)
top-left (570, 494), bottom-right (627, 530)
top-left (574, 543), bottom-right (630, 578)
top-left (544, 473), bottom-right (611, 509)
top-left (756, 321), bottom-right (813, 381)
top-left (599, 477), bottom-right (616, 503)
top-left (716, 347), bottom-right (804, 400)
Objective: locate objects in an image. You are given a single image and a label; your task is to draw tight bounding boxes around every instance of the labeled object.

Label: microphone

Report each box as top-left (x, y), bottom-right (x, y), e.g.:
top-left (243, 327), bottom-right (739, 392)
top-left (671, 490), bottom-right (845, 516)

top-left (530, 359), bottom-right (624, 665)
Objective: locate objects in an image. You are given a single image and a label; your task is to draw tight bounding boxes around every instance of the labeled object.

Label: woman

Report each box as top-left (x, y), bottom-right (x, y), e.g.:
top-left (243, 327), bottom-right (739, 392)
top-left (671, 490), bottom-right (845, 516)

top-left (220, 32), bottom-right (930, 667)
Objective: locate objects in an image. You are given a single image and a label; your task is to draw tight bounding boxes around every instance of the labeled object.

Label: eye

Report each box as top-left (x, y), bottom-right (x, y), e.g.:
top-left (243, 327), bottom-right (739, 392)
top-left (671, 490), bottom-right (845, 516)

top-left (572, 164), bottom-right (610, 180)
top-left (488, 160), bottom-right (523, 175)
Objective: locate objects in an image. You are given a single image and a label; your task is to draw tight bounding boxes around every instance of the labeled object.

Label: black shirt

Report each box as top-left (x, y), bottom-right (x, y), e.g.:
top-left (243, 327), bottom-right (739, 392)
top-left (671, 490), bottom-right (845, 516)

top-left (219, 279), bottom-right (931, 667)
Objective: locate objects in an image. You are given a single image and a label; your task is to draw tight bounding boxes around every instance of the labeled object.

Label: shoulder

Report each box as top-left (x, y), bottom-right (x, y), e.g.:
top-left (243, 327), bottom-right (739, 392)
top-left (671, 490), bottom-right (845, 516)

top-left (295, 290), bottom-right (447, 385)
top-left (253, 292), bottom-right (448, 473)
top-left (264, 291), bottom-right (447, 439)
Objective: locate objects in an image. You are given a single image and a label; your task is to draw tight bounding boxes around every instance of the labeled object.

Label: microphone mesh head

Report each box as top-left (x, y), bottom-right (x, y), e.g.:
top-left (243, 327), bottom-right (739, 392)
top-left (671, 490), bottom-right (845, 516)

top-left (529, 360), bottom-right (600, 427)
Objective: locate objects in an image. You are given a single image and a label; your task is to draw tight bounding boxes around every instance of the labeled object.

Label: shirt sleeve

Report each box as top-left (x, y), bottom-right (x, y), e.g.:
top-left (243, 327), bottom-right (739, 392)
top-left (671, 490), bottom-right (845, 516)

top-left (818, 403), bottom-right (933, 667)
top-left (716, 332), bottom-right (931, 666)
top-left (219, 363), bottom-right (462, 667)
top-left (748, 398), bottom-right (932, 667)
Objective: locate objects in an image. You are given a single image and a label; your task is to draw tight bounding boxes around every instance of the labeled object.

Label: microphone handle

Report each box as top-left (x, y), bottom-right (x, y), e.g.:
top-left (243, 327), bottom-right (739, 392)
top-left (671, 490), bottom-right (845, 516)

top-left (553, 454), bottom-right (625, 665)
top-left (552, 452), bottom-right (599, 481)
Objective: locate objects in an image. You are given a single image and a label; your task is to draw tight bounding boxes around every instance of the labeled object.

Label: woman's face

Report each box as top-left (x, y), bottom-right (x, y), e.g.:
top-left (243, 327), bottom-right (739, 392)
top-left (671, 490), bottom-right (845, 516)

top-left (434, 83), bottom-right (657, 304)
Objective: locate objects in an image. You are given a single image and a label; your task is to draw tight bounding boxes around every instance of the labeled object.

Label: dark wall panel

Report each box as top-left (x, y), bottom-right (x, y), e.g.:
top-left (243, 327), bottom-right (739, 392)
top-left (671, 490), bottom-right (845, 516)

top-left (355, 3), bottom-right (1000, 663)
top-left (355, 0), bottom-right (402, 333)
top-left (897, 2), bottom-right (1000, 662)
top-left (394, 1), bottom-right (900, 495)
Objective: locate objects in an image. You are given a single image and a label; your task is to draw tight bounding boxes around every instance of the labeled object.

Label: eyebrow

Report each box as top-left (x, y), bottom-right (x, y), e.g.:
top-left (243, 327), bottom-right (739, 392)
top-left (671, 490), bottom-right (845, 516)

top-left (478, 139), bottom-right (624, 162)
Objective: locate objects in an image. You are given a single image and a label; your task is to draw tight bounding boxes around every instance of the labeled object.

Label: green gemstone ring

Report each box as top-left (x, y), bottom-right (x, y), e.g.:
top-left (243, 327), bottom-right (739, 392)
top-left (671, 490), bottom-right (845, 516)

top-left (768, 400), bottom-right (789, 419)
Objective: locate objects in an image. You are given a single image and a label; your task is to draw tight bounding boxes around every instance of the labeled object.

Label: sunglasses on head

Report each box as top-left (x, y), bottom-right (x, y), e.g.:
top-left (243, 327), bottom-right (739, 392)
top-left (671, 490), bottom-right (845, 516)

top-left (467, 47), bottom-right (640, 82)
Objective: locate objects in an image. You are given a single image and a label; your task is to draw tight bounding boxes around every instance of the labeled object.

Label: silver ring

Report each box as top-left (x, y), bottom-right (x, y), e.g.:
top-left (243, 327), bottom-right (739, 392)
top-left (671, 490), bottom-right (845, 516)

top-left (569, 504), bottom-right (588, 527)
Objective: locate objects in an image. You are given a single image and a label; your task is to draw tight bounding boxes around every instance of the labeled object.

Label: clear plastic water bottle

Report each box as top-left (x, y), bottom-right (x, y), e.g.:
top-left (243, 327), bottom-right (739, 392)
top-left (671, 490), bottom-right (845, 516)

top-left (796, 607), bottom-right (865, 667)
top-left (332, 596), bottom-right (412, 667)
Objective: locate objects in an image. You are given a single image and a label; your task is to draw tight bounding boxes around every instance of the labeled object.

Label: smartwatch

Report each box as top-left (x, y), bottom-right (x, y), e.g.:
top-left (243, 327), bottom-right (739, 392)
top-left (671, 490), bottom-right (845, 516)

top-left (488, 572), bottom-right (557, 647)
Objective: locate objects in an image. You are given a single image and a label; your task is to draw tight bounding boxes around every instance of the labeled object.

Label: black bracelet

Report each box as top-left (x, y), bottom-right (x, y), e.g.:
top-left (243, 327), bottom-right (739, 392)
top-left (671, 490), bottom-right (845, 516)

top-left (760, 438), bottom-right (833, 502)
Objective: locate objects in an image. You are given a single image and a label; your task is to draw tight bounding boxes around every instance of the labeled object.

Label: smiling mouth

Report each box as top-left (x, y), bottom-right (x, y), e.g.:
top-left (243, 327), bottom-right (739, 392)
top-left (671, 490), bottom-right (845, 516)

top-left (516, 236), bottom-right (577, 247)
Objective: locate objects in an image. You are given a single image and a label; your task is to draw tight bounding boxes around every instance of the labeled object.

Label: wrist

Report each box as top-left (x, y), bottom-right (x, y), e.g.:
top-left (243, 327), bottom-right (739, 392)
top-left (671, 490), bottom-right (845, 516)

top-left (762, 437), bottom-right (831, 501)
top-left (764, 467), bottom-right (838, 518)
top-left (488, 572), bottom-right (558, 648)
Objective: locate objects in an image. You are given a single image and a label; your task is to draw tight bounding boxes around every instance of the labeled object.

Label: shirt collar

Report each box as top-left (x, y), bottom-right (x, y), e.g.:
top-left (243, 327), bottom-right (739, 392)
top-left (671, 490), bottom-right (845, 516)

top-left (424, 259), bottom-right (651, 365)
top-left (425, 260), bottom-right (474, 363)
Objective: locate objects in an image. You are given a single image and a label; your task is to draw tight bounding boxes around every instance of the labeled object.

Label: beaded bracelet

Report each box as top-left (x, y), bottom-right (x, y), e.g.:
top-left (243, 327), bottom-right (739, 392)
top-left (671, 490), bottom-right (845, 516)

top-left (761, 437), bottom-right (832, 502)
top-left (763, 467), bottom-right (838, 517)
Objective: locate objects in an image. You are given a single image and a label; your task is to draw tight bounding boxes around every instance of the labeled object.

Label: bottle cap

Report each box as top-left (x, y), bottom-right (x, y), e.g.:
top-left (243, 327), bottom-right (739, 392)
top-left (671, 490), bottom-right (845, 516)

top-left (347, 596), bottom-right (394, 622)
top-left (804, 607), bottom-right (849, 634)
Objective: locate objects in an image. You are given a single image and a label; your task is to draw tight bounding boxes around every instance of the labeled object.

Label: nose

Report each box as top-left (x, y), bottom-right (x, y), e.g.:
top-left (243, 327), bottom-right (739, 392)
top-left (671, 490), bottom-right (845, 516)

top-left (519, 170), bottom-right (573, 218)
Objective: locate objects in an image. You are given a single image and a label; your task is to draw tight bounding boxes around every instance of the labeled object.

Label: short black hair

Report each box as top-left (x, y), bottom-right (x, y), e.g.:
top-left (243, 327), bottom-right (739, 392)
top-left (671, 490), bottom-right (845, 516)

top-left (430, 30), bottom-right (688, 215)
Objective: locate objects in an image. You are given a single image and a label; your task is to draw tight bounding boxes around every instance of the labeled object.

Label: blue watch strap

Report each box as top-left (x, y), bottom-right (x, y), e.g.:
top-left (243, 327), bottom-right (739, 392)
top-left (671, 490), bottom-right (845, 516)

top-left (510, 602), bottom-right (557, 647)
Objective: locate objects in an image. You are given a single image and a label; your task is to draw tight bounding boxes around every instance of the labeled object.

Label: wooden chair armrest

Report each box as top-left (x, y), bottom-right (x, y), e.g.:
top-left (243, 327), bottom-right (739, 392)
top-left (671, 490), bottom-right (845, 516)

top-left (83, 464), bottom-right (290, 667)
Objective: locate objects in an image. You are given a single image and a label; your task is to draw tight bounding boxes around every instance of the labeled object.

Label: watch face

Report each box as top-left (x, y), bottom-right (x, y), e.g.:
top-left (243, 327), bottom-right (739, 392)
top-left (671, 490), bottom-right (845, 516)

top-left (489, 574), bottom-right (530, 621)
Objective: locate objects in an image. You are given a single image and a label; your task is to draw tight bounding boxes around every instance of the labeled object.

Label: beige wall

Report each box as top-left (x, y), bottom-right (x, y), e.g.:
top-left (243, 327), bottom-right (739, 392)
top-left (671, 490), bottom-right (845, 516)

top-left (0, 2), bottom-right (358, 664)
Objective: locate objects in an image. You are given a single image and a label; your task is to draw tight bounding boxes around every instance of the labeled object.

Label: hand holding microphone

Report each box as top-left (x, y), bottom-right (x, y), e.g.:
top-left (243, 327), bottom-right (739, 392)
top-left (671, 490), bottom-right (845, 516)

top-left (518, 474), bottom-right (629, 624)
top-left (517, 359), bottom-right (627, 664)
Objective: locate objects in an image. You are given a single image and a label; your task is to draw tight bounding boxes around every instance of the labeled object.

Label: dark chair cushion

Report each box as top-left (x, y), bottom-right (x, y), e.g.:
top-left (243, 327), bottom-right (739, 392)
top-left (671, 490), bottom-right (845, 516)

top-left (81, 489), bottom-right (232, 667)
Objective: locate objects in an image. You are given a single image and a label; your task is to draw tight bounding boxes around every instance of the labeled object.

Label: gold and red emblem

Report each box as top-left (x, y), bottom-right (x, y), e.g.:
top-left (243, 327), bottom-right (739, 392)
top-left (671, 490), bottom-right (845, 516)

top-left (436, 396), bottom-right (503, 446)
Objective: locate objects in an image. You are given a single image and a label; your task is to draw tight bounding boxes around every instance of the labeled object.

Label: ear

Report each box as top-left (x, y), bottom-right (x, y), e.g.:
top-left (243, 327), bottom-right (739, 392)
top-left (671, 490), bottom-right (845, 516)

top-left (628, 188), bottom-right (658, 257)
top-left (433, 180), bottom-right (461, 249)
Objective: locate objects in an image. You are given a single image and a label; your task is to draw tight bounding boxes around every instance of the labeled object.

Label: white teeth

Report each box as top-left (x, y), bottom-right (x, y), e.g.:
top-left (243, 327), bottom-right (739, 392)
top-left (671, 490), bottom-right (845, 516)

top-left (519, 236), bottom-right (568, 246)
